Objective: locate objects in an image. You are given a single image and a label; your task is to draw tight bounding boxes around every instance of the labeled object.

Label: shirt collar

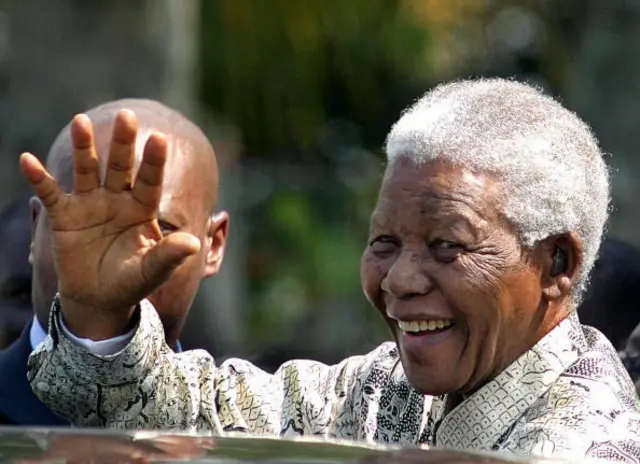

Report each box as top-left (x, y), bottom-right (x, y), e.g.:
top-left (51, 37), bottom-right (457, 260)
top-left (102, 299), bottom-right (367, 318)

top-left (431, 313), bottom-right (584, 451)
top-left (29, 316), bottom-right (48, 352)
top-left (29, 315), bottom-right (183, 353)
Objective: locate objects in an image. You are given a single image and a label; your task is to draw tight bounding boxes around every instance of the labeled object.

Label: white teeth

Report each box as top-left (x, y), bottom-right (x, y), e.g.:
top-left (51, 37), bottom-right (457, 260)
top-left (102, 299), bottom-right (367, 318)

top-left (406, 321), bottom-right (420, 332)
top-left (398, 319), bottom-right (453, 333)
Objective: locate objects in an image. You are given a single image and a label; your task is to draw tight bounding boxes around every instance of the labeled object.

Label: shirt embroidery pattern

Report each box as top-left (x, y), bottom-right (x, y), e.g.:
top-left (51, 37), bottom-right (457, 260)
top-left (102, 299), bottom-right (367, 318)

top-left (28, 298), bottom-right (640, 462)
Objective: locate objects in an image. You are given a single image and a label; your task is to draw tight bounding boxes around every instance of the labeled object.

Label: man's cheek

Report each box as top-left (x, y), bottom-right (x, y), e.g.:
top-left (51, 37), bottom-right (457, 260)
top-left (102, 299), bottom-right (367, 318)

top-left (149, 270), bottom-right (188, 306)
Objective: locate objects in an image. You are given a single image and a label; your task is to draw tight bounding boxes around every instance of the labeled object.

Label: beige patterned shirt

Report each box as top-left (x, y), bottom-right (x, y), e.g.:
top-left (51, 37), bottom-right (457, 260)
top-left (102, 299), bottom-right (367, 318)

top-left (28, 298), bottom-right (640, 462)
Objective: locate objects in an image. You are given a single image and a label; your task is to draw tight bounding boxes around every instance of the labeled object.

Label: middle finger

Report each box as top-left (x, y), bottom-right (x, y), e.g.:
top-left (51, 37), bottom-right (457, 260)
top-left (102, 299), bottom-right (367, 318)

top-left (104, 109), bottom-right (138, 193)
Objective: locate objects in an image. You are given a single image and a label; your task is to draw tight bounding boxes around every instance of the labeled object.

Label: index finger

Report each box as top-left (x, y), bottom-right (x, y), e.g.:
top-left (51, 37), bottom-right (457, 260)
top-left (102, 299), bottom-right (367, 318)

top-left (19, 152), bottom-right (66, 217)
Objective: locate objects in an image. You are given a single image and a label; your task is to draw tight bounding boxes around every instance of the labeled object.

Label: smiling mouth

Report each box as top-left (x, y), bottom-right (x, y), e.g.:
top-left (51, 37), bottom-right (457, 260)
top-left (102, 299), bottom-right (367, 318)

top-left (397, 319), bottom-right (455, 336)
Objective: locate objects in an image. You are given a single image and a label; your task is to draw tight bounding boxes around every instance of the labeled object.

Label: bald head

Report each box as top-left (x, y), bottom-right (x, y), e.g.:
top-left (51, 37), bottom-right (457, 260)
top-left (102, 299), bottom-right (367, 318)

top-left (31, 99), bottom-right (229, 346)
top-left (46, 99), bottom-right (219, 213)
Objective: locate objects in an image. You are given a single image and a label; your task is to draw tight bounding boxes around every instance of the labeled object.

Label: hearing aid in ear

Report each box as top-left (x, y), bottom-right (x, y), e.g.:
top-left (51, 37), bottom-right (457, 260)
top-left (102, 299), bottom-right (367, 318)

top-left (551, 247), bottom-right (567, 277)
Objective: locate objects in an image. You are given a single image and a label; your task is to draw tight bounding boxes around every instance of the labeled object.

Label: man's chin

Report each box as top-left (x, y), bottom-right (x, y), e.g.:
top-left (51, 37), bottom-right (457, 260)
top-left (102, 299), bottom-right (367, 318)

top-left (400, 357), bottom-right (462, 397)
top-left (408, 379), bottom-right (455, 397)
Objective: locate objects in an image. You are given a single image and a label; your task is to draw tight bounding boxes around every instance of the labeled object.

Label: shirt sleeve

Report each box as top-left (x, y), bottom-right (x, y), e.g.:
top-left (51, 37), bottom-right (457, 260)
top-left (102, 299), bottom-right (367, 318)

top-left (27, 295), bottom-right (398, 438)
top-left (500, 379), bottom-right (640, 463)
top-left (59, 314), bottom-right (135, 356)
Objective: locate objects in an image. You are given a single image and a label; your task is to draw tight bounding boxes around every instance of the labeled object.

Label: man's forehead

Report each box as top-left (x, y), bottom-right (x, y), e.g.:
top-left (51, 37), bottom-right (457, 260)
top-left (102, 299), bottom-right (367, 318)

top-left (95, 121), bottom-right (155, 157)
top-left (49, 124), bottom-right (199, 182)
top-left (45, 104), bottom-right (219, 212)
top-left (382, 158), bottom-right (497, 197)
top-left (375, 158), bottom-right (503, 222)
top-left (92, 124), bottom-right (157, 169)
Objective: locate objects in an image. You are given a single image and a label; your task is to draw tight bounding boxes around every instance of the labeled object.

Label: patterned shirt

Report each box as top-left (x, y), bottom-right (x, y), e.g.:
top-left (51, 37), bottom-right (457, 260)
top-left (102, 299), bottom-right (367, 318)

top-left (28, 298), bottom-right (640, 462)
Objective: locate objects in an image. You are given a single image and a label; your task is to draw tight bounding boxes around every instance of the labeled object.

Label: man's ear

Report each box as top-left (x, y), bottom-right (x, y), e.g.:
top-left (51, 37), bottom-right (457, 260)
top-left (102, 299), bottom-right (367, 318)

top-left (540, 232), bottom-right (583, 302)
top-left (29, 196), bottom-right (42, 266)
top-left (203, 211), bottom-right (229, 277)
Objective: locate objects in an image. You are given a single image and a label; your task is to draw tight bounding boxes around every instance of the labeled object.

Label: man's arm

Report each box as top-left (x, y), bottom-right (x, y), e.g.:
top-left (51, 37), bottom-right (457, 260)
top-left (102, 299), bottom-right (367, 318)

top-left (502, 413), bottom-right (640, 463)
top-left (29, 295), bottom-right (397, 436)
top-left (500, 379), bottom-right (640, 463)
top-left (20, 111), bottom-right (402, 438)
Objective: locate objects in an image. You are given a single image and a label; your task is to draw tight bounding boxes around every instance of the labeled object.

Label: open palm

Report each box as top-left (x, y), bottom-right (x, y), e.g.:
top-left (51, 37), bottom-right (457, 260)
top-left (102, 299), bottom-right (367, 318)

top-left (20, 110), bottom-right (200, 338)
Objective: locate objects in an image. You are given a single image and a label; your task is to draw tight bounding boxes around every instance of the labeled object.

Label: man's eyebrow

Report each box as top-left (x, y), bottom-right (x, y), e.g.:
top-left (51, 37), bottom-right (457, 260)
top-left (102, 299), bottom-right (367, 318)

top-left (369, 212), bottom-right (393, 229)
top-left (157, 207), bottom-right (189, 226)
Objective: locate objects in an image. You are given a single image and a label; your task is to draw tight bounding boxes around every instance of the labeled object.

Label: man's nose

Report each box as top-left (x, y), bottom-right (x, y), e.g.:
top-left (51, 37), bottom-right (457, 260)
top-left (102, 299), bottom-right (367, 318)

top-left (382, 250), bottom-right (433, 297)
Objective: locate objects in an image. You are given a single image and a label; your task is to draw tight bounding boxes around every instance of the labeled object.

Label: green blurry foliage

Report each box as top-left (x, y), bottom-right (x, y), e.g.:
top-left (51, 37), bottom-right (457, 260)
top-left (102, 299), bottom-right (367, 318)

top-left (200, 0), bottom-right (432, 156)
top-left (198, 1), bottom-right (434, 358)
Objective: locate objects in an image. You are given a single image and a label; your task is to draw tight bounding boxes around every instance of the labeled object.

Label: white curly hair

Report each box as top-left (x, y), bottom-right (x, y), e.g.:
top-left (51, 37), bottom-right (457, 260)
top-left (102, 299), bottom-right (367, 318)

top-left (385, 78), bottom-right (610, 303)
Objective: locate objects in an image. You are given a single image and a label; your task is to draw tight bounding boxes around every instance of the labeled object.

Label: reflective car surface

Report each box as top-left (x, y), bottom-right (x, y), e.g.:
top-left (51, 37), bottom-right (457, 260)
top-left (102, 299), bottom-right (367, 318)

top-left (0, 427), bottom-right (572, 463)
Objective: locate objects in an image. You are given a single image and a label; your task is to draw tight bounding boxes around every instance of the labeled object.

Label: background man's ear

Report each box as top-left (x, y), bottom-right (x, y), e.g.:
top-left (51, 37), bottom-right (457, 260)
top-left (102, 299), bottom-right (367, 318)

top-left (28, 196), bottom-right (43, 265)
top-left (204, 211), bottom-right (229, 277)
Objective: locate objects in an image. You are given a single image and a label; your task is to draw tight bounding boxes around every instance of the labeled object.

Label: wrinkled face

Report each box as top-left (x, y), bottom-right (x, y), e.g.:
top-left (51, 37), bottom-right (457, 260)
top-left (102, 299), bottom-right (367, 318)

top-left (31, 129), bottom-right (225, 348)
top-left (360, 158), bottom-right (549, 396)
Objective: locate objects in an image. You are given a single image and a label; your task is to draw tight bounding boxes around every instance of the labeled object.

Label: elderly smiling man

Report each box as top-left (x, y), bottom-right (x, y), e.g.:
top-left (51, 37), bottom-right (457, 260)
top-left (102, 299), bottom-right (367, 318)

top-left (22, 79), bottom-right (640, 462)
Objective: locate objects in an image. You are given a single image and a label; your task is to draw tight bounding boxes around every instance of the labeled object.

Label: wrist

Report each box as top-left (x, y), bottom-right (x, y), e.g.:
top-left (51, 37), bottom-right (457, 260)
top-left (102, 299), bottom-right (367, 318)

top-left (58, 294), bottom-right (138, 341)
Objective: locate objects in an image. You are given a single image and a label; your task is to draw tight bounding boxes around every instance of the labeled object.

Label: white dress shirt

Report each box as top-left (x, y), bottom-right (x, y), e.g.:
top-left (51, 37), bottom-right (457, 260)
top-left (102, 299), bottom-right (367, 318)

top-left (36, 315), bottom-right (181, 355)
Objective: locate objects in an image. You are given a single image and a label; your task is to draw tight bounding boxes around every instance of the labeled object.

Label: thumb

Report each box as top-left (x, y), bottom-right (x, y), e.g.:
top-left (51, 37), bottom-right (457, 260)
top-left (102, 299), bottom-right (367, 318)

top-left (141, 232), bottom-right (201, 289)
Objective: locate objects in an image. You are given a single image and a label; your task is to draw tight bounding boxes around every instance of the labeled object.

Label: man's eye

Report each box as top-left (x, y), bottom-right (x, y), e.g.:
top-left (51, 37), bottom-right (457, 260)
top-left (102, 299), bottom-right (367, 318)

top-left (369, 235), bottom-right (398, 247)
top-left (430, 240), bottom-right (465, 261)
top-left (432, 240), bottom-right (462, 250)
top-left (158, 221), bottom-right (179, 234)
top-left (369, 235), bottom-right (399, 256)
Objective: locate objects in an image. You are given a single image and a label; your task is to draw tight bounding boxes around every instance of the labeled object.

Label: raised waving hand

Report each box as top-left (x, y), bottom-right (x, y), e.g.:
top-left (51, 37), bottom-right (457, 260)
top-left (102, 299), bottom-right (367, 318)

top-left (20, 110), bottom-right (200, 339)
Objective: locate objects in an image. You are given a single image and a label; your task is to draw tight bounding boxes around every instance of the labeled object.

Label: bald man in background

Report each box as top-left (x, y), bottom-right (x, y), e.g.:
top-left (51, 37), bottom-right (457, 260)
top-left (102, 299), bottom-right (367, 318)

top-left (0, 99), bottom-right (228, 425)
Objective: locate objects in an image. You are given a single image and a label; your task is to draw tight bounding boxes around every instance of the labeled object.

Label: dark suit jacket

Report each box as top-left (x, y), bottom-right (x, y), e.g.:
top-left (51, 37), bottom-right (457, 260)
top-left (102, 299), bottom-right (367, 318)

top-left (0, 323), bottom-right (68, 426)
